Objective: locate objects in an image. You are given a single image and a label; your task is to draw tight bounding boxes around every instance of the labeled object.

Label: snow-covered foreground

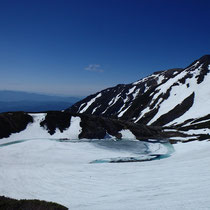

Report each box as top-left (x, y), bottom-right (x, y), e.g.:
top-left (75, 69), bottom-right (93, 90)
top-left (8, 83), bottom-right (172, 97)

top-left (0, 139), bottom-right (209, 210)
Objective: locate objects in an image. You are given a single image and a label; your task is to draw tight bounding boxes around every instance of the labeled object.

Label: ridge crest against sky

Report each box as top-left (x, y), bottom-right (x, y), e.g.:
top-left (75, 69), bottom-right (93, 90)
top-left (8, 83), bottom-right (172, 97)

top-left (0, 0), bottom-right (210, 96)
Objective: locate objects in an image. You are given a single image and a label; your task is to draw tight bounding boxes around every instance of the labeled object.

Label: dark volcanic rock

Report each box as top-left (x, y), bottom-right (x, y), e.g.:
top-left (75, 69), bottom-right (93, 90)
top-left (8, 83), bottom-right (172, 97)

top-left (40, 111), bottom-right (73, 135)
top-left (151, 92), bottom-right (195, 126)
top-left (195, 55), bottom-right (210, 84)
top-left (78, 114), bottom-right (123, 139)
top-left (0, 112), bottom-right (33, 139)
top-left (0, 196), bottom-right (68, 210)
top-left (77, 114), bottom-right (172, 140)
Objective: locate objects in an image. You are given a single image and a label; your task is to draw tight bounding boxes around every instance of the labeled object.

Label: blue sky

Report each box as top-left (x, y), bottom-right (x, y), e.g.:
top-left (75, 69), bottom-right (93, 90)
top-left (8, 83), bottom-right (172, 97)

top-left (0, 0), bottom-right (210, 96)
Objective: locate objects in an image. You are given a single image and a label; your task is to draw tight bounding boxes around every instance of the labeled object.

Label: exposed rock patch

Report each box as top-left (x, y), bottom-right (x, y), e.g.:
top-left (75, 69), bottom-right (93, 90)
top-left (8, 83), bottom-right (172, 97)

top-left (40, 111), bottom-right (72, 135)
top-left (0, 196), bottom-right (68, 210)
top-left (0, 112), bottom-right (33, 139)
top-left (151, 92), bottom-right (195, 126)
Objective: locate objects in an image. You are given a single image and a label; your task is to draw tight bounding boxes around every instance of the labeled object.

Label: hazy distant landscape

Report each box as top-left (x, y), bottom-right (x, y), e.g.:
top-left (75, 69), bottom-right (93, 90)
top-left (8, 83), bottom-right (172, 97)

top-left (0, 90), bottom-right (81, 112)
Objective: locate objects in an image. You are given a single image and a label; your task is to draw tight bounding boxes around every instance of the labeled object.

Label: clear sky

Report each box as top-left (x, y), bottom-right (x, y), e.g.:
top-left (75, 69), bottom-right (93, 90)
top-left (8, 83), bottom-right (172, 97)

top-left (0, 0), bottom-right (210, 96)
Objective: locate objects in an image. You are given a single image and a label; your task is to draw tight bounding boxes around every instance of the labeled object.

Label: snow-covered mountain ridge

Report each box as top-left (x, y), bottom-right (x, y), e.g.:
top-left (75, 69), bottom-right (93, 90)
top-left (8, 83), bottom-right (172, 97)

top-left (1, 55), bottom-right (210, 142)
top-left (67, 55), bottom-right (210, 138)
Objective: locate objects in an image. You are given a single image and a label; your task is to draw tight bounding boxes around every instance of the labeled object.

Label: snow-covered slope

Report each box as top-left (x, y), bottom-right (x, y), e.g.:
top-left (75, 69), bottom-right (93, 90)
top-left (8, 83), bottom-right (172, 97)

top-left (68, 55), bottom-right (210, 132)
top-left (0, 138), bottom-right (209, 210)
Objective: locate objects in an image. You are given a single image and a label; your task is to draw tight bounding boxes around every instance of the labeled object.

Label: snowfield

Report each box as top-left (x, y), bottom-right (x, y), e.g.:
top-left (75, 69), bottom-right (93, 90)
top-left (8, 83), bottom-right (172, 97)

top-left (0, 138), bottom-right (210, 210)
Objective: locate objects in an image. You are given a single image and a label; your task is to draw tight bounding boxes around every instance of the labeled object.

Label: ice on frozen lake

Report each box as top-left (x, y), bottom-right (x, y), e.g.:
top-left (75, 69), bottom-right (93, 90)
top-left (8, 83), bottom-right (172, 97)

top-left (0, 138), bottom-right (210, 210)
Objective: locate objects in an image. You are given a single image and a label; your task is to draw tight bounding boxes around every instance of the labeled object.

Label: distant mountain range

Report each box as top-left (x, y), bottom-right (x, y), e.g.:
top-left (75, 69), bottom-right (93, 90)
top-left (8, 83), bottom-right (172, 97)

top-left (0, 90), bottom-right (81, 112)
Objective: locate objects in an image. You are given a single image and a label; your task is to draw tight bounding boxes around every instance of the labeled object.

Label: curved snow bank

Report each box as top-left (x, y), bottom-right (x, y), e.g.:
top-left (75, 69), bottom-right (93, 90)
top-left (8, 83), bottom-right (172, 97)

top-left (91, 140), bottom-right (173, 163)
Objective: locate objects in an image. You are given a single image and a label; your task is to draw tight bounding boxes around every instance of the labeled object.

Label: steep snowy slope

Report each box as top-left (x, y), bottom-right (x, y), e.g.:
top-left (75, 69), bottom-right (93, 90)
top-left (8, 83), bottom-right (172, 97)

top-left (67, 55), bottom-right (210, 130)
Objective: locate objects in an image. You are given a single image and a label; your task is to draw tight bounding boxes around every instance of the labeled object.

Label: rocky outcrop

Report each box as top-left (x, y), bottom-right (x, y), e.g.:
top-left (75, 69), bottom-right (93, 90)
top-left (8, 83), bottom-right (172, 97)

top-left (0, 112), bottom-right (33, 139)
top-left (77, 114), bottom-right (166, 140)
top-left (0, 196), bottom-right (68, 210)
top-left (40, 111), bottom-right (72, 135)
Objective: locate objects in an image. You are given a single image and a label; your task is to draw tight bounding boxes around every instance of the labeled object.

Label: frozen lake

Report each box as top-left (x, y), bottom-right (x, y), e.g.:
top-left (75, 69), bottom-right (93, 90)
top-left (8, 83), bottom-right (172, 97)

top-left (0, 138), bottom-right (210, 209)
